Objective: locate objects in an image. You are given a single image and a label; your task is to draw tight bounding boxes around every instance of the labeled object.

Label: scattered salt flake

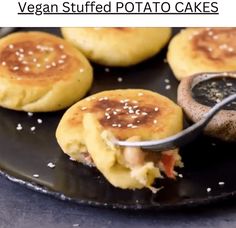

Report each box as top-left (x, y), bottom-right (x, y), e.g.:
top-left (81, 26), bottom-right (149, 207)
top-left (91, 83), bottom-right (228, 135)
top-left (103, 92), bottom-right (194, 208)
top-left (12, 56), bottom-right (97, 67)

top-left (33, 174), bottom-right (39, 178)
top-left (47, 162), bottom-right (56, 169)
top-left (165, 85), bottom-right (171, 90)
top-left (30, 126), bottom-right (36, 131)
top-left (27, 112), bottom-right (33, 117)
top-left (218, 182), bottom-right (225, 186)
top-left (16, 123), bottom-right (23, 131)
top-left (37, 119), bottom-right (43, 124)
top-left (207, 187), bottom-right (211, 193)
top-left (164, 79), bottom-right (170, 83)
top-left (104, 68), bottom-right (110, 72)
top-left (72, 224), bottom-right (80, 227)
top-left (117, 77), bottom-right (123, 82)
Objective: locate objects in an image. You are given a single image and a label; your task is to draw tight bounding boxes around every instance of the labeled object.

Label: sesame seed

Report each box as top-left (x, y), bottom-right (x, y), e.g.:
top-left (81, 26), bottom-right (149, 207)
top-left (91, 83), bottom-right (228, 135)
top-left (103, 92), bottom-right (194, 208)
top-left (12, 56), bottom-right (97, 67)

top-left (58, 60), bottom-right (64, 64)
top-left (24, 66), bottom-right (30, 72)
top-left (112, 124), bottom-right (118, 127)
top-left (16, 123), bottom-right (23, 131)
top-left (19, 48), bottom-right (24, 53)
top-left (46, 65), bottom-right (51, 69)
top-left (36, 63), bottom-right (41, 68)
top-left (218, 182), bottom-right (225, 186)
top-left (59, 44), bottom-right (64, 49)
top-left (117, 77), bottom-right (123, 82)
top-left (33, 174), bottom-right (39, 178)
top-left (1, 61), bottom-right (6, 66)
top-left (138, 93), bottom-right (143, 96)
top-left (28, 51), bottom-right (33, 55)
top-left (153, 120), bottom-right (157, 124)
top-left (30, 126), bottom-right (36, 131)
top-left (99, 97), bottom-right (108, 101)
top-left (69, 157), bottom-right (76, 161)
top-left (154, 107), bottom-right (159, 112)
top-left (32, 58), bottom-right (37, 63)
top-left (73, 224), bottom-right (80, 227)
top-left (27, 112), bottom-right (33, 117)
top-left (81, 107), bottom-right (87, 111)
top-left (127, 124), bottom-right (133, 128)
top-left (178, 174), bottom-right (183, 178)
top-left (80, 69), bottom-right (84, 73)
top-left (22, 61), bottom-right (28, 65)
top-left (207, 187), bottom-right (211, 193)
top-left (165, 85), bottom-right (171, 90)
top-left (61, 54), bottom-right (67, 59)
top-left (8, 44), bottom-right (14, 49)
top-left (142, 112), bottom-right (148, 115)
top-left (13, 66), bottom-right (19, 71)
top-left (164, 79), bottom-right (170, 83)
top-left (37, 119), bottom-right (43, 124)
top-left (47, 162), bottom-right (56, 169)
top-left (51, 62), bottom-right (57, 67)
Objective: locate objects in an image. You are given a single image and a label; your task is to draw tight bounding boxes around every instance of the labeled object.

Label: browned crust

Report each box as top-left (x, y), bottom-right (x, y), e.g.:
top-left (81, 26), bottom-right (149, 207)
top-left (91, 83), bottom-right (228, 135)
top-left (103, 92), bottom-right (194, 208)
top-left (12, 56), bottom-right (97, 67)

top-left (0, 32), bottom-right (81, 85)
top-left (177, 72), bottom-right (236, 141)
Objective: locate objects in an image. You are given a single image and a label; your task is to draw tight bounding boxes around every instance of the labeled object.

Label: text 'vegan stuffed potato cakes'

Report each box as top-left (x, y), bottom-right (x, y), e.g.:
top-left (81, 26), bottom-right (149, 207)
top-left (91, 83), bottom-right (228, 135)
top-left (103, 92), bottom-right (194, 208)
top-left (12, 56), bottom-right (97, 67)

top-left (56, 89), bottom-right (183, 191)
top-left (61, 28), bottom-right (171, 67)
top-left (0, 32), bottom-right (93, 112)
top-left (167, 28), bottom-right (236, 80)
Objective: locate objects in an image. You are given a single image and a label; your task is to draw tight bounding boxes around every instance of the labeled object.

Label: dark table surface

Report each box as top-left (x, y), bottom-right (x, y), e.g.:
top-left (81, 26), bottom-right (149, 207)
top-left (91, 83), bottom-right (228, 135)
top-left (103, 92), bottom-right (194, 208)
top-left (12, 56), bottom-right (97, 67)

top-left (1, 176), bottom-right (236, 228)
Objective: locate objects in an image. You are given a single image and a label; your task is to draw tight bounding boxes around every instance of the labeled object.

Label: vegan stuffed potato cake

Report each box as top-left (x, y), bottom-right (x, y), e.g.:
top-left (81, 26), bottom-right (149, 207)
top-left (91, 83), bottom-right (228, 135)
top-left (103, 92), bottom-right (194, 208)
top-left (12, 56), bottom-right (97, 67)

top-left (167, 28), bottom-right (236, 80)
top-left (0, 31), bottom-right (93, 112)
top-left (56, 89), bottom-right (183, 191)
top-left (61, 27), bottom-right (171, 67)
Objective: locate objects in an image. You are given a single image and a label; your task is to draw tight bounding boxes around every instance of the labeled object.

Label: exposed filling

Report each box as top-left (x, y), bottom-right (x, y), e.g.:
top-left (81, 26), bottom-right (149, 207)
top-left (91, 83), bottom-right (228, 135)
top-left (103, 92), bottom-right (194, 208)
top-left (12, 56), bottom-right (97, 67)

top-left (82, 113), bottom-right (182, 192)
top-left (191, 28), bottom-right (236, 62)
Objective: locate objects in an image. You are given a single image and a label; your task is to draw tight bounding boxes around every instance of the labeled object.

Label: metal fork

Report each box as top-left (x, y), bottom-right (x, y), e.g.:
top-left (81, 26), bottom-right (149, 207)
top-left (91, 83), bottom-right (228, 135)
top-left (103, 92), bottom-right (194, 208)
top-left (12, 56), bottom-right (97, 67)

top-left (114, 93), bottom-right (236, 151)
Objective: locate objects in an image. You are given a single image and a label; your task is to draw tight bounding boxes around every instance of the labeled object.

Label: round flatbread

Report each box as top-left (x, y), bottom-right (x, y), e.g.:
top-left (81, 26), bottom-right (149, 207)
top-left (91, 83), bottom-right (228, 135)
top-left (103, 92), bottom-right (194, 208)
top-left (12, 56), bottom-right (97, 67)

top-left (167, 28), bottom-right (236, 80)
top-left (61, 27), bottom-right (171, 67)
top-left (0, 31), bottom-right (93, 112)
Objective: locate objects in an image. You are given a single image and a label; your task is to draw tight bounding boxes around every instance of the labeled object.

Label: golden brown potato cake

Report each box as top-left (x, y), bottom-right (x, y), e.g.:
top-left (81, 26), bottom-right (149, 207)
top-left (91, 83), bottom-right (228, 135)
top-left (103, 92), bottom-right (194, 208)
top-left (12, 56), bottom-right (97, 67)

top-left (0, 31), bottom-right (93, 112)
top-left (168, 28), bottom-right (236, 80)
top-left (61, 27), bottom-right (171, 67)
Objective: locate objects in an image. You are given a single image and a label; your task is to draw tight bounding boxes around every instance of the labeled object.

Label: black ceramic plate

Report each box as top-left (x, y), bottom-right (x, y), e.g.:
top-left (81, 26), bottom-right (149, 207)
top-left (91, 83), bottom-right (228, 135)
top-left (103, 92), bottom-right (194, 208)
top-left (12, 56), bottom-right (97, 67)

top-left (0, 28), bottom-right (236, 210)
